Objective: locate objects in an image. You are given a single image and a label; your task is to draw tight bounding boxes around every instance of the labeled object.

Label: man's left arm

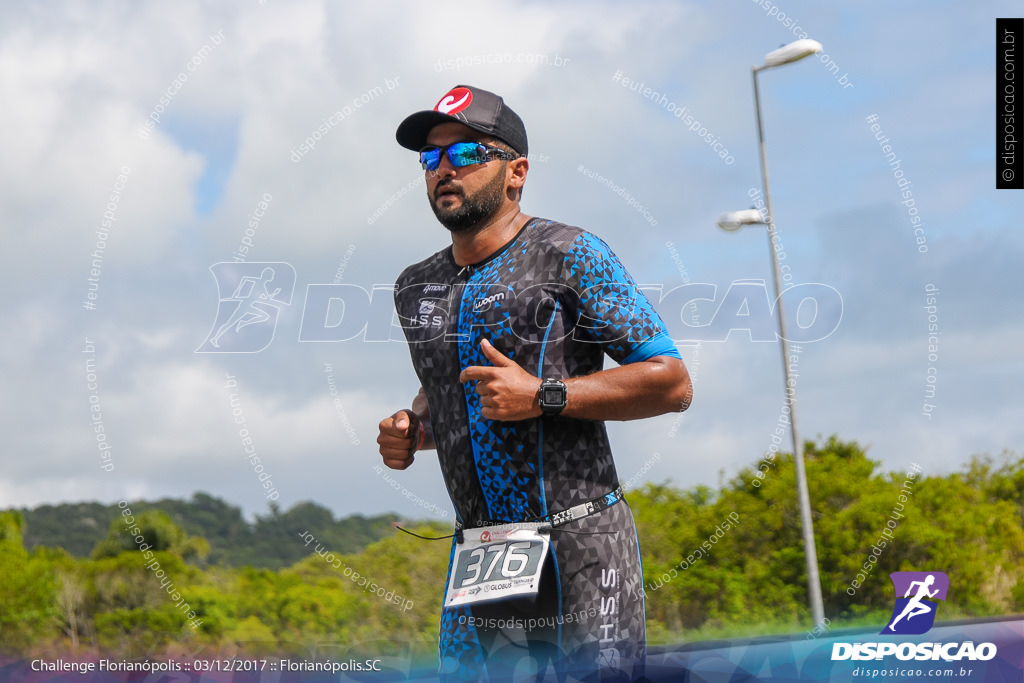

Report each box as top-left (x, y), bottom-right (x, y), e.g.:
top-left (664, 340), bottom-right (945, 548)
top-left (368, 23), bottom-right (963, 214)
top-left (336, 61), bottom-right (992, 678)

top-left (562, 354), bottom-right (691, 420)
top-left (460, 339), bottom-right (691, 422)
top-left (460, 233), bottom-right (692, 422)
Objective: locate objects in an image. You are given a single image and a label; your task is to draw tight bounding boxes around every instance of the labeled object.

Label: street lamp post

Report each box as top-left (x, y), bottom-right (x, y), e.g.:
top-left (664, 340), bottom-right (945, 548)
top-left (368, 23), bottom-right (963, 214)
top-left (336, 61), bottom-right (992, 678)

top-left (718, 38), bottom-right (826, 628)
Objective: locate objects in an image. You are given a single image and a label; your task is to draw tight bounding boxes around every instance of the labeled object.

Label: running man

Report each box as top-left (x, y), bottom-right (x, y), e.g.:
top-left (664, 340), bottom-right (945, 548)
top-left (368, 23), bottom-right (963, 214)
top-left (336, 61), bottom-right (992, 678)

top-left (888, 574), bottom-right (939, 631)
top-left (378, 85), bottom-right (692, 681)
top-left (209, 267), bottom-right (282, 348)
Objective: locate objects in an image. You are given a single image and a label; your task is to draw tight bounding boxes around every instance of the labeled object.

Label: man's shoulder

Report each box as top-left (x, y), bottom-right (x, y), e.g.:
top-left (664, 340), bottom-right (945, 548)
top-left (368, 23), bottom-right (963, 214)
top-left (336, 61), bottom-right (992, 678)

top-left (522, 218), bottom-right (609, 255)
top-left (396, 247), bottom-right (450, 287)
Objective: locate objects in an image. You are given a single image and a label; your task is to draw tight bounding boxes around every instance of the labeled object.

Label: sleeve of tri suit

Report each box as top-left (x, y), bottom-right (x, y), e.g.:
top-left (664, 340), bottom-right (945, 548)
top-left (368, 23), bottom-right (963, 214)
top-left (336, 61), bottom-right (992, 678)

top-left (561, 231), bottom-right (681, 364)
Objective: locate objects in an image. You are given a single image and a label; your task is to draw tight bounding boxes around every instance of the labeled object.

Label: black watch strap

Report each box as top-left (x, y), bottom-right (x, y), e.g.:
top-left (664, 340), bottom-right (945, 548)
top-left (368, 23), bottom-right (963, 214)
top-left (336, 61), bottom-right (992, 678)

top-left (538, 378), bottom-right (567, 415)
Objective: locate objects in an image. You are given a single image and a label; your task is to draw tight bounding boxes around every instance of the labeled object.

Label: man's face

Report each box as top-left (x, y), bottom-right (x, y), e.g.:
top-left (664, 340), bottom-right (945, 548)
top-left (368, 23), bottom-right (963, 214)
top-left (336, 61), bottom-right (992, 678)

top-left (423, 122), bottom-right (509, 233)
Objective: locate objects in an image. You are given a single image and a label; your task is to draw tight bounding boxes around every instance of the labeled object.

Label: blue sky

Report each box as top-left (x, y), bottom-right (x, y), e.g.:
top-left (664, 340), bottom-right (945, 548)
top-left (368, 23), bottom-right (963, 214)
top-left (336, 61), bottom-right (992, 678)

top-left (164, 115), bottom-right (239, 215)
top-left (1, 0), bottom-right (1020, 521)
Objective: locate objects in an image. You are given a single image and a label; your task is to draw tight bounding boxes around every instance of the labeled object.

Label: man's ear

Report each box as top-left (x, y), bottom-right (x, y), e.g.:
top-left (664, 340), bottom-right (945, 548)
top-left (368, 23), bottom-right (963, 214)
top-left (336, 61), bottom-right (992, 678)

top-left (507, 157), bottom-right (529, 198)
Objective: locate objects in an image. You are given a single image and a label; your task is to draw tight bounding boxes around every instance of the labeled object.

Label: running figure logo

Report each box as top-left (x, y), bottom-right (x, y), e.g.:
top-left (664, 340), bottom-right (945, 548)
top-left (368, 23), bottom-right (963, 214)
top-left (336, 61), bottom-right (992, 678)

top-left (197, 262), bottom-right (296, 353)
top-left (882, 571), bottom-right (949, 635)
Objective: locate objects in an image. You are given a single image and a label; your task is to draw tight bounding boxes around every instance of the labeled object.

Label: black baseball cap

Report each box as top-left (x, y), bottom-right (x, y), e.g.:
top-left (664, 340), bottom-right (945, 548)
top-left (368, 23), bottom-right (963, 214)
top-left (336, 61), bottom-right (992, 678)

top-left (396, 85), bottom-right (528, 156)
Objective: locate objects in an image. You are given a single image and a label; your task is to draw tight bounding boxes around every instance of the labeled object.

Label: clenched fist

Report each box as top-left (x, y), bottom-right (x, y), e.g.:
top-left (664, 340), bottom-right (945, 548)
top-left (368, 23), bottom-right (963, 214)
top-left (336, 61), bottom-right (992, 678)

top-left (377, 409), bottom-right (421, 470)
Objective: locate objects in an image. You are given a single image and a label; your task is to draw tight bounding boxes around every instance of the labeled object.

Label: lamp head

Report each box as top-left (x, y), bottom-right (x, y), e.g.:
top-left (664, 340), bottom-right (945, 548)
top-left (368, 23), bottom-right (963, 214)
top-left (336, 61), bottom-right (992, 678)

top-left (763, 39), bottom-right (823, 68)
top-left (717, 209), bottom-right (765, 232)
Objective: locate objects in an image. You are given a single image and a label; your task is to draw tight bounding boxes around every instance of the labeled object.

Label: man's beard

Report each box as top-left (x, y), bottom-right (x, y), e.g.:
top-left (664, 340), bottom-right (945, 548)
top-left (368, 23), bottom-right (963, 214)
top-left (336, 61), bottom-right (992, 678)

top-left (430, 165), bottom-right (506, 233)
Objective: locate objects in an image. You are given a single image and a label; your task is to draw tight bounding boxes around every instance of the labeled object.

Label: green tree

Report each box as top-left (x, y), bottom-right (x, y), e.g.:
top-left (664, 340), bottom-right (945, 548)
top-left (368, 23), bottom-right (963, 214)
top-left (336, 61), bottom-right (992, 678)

top-left (634, 438), bottom-right (1024, 640)
top-left (3, 440), bottom-right (1022, 656)
top-left (91, 509), bottom-right (210, 563)
top-left (0, 512), bottom-right (58, 654)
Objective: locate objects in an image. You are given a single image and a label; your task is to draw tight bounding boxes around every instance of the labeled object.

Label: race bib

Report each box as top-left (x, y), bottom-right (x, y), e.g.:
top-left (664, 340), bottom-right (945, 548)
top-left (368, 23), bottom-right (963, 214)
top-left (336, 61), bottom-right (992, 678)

top-left (445, 522), bottom-right (550, 607)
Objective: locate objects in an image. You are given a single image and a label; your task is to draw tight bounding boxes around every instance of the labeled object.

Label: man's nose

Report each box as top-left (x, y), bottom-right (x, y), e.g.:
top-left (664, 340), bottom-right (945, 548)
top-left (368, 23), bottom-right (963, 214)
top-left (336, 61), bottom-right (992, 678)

top-left (434, 152), bottom-right (458, 178)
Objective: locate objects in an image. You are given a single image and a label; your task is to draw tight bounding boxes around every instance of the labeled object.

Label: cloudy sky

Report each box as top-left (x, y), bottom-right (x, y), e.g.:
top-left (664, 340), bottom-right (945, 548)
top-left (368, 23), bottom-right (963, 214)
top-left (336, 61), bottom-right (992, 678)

top-left (2, 1), bottom-right (1020, 522)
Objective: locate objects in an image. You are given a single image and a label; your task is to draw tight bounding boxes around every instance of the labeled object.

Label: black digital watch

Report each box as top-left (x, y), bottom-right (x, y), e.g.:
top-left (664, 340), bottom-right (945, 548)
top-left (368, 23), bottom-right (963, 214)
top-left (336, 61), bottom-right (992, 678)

top-left (538, 378), bottom-right (567, 415)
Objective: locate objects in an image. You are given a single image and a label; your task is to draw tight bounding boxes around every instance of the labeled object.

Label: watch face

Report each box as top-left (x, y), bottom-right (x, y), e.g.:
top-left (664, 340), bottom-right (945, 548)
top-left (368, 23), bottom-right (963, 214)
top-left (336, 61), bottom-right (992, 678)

top-left (543, 388), bottom-right (563, 404)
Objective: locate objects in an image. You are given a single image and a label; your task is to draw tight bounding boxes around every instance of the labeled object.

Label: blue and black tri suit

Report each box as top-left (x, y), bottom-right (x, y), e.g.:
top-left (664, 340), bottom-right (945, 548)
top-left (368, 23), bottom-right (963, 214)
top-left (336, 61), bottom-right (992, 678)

top-left (394, 218), bottom-right (681, 681)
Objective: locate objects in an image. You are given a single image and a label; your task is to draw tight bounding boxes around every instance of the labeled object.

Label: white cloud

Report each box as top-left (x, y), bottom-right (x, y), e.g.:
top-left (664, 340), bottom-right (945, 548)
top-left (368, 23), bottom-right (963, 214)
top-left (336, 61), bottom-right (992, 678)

top-left (1, 0), bottom-right (1019, 519)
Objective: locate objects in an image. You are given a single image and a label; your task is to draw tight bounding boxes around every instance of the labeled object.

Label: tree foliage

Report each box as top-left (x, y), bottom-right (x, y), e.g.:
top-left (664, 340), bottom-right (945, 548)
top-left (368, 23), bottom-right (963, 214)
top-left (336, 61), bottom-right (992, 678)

top-left (1, 439), bottom-right (1022, 657)
top-left (0, 512), bottom-right (58, 654)
top-left (632, 437), bottom-right (1024, 641)
top-left (16, 493), bottom-right (402, 569)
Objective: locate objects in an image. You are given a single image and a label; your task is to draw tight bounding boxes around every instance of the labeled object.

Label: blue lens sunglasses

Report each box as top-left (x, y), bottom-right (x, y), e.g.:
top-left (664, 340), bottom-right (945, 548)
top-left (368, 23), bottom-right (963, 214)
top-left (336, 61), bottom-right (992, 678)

top-left (419, 141), bottom-right (517, 171)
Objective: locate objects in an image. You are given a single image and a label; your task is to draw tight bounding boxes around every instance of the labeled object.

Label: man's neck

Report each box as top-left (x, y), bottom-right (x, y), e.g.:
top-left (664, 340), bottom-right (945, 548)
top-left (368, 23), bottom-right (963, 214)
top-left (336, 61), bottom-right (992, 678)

top-left (450, 204), bottom-right (531, 267)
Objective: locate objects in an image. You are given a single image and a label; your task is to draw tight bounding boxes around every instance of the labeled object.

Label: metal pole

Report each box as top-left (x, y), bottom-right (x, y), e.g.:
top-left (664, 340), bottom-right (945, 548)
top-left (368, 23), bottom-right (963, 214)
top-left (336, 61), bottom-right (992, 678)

top-left (752, 65), bottom-right (826, 627)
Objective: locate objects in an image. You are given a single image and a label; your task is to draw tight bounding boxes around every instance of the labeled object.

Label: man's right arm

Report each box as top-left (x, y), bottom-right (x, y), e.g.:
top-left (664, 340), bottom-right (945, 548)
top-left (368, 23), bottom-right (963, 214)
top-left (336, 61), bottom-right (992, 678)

top-left (376, 387), bottom-right (434, 470)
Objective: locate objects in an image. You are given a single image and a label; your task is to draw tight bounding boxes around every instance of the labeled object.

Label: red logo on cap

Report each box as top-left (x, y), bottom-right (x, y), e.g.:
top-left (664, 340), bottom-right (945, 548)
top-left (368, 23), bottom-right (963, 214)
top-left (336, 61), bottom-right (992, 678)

top-left (435, 87), bottom-right (473, 115)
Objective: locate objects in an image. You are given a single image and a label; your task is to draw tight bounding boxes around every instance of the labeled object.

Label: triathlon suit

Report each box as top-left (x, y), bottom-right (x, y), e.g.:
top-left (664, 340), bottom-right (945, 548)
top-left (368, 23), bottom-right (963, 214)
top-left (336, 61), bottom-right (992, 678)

top-left (394, 218), bottom-right (681, 682)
